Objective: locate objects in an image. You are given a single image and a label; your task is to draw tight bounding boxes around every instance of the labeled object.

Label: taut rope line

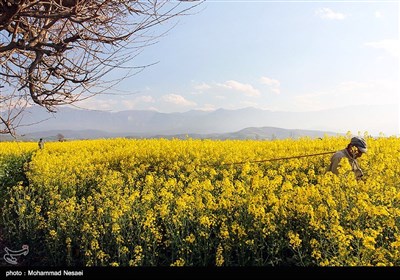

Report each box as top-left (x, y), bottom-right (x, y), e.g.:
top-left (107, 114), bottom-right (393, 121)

top-left (218, 151), bottom-right (336, 166)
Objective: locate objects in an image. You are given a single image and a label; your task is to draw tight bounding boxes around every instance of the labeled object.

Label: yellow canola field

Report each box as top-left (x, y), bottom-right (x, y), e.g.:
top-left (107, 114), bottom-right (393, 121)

top-left (1, 136), bottom-right (400, 266)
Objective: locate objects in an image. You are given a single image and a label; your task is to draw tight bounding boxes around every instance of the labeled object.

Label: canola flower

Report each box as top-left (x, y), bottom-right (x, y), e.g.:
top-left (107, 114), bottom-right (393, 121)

top-left (1, 135), bottom-right (400, 266)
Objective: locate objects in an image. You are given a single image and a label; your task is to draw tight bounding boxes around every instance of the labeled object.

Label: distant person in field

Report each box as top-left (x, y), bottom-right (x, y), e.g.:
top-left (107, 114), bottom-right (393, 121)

top-left (328, 136), bottom-right (367, 180)
top-left (38, 138), bottom-right (44, 149)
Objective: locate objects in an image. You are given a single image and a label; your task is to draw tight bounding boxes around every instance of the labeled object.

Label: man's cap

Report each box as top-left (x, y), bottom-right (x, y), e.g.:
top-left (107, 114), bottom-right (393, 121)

top-left (350, 136), bottom-right (367, 153)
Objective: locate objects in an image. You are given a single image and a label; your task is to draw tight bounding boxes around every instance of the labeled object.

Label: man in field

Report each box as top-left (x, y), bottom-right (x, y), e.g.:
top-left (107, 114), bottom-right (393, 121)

top-left (38, 138), bottom-right (44, 149)
top-left (328, 136), bottom-right (367, 180)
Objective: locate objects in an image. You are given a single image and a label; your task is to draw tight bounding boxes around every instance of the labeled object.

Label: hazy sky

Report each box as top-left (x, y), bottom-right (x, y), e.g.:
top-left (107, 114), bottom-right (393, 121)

top-left (77, 0), bottom-right (399, 135)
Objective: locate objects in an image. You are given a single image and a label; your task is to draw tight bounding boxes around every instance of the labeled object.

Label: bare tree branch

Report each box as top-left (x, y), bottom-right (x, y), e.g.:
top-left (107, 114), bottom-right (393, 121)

top-left (0, 0), bottom-right (203, 135)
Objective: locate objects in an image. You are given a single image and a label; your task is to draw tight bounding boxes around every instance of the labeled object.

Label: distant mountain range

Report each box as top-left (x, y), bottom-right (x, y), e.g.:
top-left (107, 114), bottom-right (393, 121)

top-left (1, 104), bottom-right (397, 140)
top-left (5, 126), bottom-right (339, 141)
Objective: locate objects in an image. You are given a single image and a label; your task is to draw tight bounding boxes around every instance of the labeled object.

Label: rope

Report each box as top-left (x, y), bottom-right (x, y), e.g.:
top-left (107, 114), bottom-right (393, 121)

top-left (218, 150), bottom-right (336, 166)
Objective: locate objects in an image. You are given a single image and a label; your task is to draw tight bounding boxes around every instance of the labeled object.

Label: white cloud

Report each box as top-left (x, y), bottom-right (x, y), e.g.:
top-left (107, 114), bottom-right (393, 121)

top-left (194, 82), bottom-right (212, 91)
top-left (374, 11), bottom-right (383, 19)
top-left (121, 95), bottom-right (155, 110)
top-left (0, 95), bottom-right (29, 109)
top-left (198, 104), bottom-right (217, 111)
top-left (138, 95), bottom-right (155, 103)
top-left (121, 101), bottom-right (136, 110)
top-left (215, 95), bottom-right (226, 100)
top-left (365, 39), bottom-right (400, 58)
top-left (315, 8), bottom-right (346, 20)
top-left (271, 88), bottom-right (280, 95)
top-left (293, 79), bottom-right (398, 111)
top-left (259, 76), bottom-right (281, 95)
top-left (337, 81), bottom-right (370, 91)
top-left (161, 94), bottom-right (196, 107)
top-left (217, 80), bottom-right (260, 97)
top-left (76, 98), bottom-right (118, 111)
top-left (241, 101), bottom-right (260, 108)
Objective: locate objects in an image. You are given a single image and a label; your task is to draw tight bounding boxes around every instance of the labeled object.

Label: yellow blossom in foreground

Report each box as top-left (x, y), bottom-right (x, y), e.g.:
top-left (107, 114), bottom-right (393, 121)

top-left (288, 231), bottom-right (302, 249)
top-left (170, 258), bottom-right (185, 266)
top-left (1, 136), bottom-right (399, 266)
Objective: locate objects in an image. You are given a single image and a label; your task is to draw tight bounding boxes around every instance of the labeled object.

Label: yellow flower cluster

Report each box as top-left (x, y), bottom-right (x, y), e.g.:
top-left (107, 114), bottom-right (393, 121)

top-left (1, 135), bottom-right (400, 266)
